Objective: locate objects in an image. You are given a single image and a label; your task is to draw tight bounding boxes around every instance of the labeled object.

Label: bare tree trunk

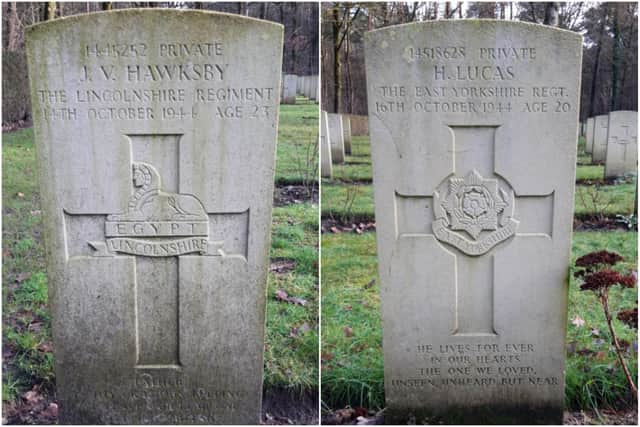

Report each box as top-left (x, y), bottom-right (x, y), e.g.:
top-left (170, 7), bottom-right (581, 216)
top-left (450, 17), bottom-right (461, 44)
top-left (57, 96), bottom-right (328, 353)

top-left (332, 6), bottom-right (341, 112)
top-left (260, 2), bottom-right (268, 19)
top-left (610, 4), bottom-right (621, 110)
top-left (543, 2), bottom-right (559, 26)
top-left (101, 2), bottom-right (111, 11)
top-left (510, 2), bottom-right (513, 20)
top-left (588, 16), bottom-right (606, 117)
top-left (7, 2), bottom-right (19, 52)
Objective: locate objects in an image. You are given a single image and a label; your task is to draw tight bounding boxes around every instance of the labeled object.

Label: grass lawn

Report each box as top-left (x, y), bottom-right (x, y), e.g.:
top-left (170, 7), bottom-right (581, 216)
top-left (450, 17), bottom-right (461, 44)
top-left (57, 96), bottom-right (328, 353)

top-left (2, 101), bottom-right (319, 406)
top-left (276, 98), bottom-right (319, 186)
top-left (321, 230), bottom-right (638, 411)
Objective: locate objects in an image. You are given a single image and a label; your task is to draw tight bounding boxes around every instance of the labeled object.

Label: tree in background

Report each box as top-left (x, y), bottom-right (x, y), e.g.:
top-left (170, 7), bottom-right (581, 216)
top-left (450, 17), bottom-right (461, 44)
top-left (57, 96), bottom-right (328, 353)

top-left (321, 2), bottom-right (637, 120)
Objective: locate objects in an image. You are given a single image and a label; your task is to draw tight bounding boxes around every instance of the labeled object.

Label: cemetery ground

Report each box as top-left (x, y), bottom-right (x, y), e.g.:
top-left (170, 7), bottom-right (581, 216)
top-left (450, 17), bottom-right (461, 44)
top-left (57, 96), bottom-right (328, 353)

top-left (2, 98), bottom-right (319, 424)
top-left (321, 136), bottom-right (638, 424)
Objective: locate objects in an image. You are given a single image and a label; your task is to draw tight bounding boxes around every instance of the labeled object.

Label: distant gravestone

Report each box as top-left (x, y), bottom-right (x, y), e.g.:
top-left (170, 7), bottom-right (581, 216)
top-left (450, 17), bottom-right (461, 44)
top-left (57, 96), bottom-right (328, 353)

top-left (365, 21), bottom-right (581, 424)
top-left (296, 75), bottom-right (303, 94)
top-left (309, 75), bottom-right (318, 101)
top-left (27, 10), bottom-right (282, 424)
top-left (303, 75), bottom-right (312, 99)
top-left (281, 74), bottom-right (297, 104)
top-left (321, 111), bottom-right (332, 177)
top-left (585, 117), bottom-right (595, 154)
top-left (605, 111), bottom-right (638, 178)
top-left (327, 113), bottom-right (345, 164)
top-left (592, 114), bottom-right (609, 163)
top-left (348, 114), bottom-right (369, 136)
top-left (342, 115), bottom-right (352, 154)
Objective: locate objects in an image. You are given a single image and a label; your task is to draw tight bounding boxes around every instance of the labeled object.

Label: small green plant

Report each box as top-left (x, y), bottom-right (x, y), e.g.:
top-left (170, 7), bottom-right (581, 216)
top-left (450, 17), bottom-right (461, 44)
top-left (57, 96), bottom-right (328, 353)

top-left (573, 250), bottom-right (638, 401)
top-left (576, 185), bottom-right (613, 221)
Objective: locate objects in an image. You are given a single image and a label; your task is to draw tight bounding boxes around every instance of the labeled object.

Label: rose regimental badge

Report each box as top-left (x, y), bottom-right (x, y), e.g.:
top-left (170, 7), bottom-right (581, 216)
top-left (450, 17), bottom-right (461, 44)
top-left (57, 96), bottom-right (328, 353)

top-left (433, 169), bottom-right (519, 256)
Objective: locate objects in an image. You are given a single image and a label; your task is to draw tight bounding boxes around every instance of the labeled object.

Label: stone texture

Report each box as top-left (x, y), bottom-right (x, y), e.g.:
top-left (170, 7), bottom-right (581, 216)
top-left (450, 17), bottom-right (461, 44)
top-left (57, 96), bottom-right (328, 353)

top-left (342, 115), bottom-right (352, 154)
top-left (585, 117), bottom-right (595, 154)
top-left (310, 75), bottom-right (318, 101)
top-left (592, 114), bottom-right (609, 163)
top-left (348, 114), bottom-right (370, 136)
top-left (327, 113), bottom-right (345, 164)
top-left (365, 20), bottom-right (581, 424)
top-left (604, 110), bottom-right (638, 178)
top-left (321, 111), bottom-right (332, 177)
top-left (26, 10), bottom-right (282, 424)
top-left (281, 74), bottom-right (297, 104)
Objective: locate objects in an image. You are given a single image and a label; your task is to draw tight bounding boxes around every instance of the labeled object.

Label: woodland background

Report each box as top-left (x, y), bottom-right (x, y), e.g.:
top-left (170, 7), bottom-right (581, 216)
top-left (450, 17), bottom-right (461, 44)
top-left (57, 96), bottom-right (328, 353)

top-left (321, 2), bottom-right (638, 121)
top-left (2, 1), bottom-right (319, 124)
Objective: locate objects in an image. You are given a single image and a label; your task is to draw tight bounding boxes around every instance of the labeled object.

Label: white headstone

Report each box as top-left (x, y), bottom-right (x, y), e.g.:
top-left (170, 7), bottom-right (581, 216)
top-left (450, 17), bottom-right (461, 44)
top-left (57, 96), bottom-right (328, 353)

top-left (327, 113), bottom-right (345, 164)
top-left (321, 111), bottom-right (332, 178)
top-left (585, 117), bottom-right (595, 154)
top-left (592, 114), bottom-right (609, 163)
top-left (342, 115), bottom-right (352, 155)
top-left (604, 111), bottom-right (638, 178)
top-left (365, 20), bottom-right (581, 424)
top-left (26, 10), bottom-right (282, 424)
top-left (310, 74), bottom-right (318, 101)
top-left (281, 74), bottom-right (297, 104)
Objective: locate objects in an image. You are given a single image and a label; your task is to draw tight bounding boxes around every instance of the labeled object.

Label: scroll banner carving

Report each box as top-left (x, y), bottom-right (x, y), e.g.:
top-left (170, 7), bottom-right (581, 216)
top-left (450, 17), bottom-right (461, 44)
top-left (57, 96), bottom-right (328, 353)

top-left (89, 161), bottom-right (224, 258)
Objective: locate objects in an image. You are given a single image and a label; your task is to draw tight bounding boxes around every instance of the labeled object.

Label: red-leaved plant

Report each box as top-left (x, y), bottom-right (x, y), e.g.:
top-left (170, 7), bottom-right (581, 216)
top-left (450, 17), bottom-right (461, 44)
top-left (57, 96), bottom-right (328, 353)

top-left (574, 250), bottom-right (637, 400)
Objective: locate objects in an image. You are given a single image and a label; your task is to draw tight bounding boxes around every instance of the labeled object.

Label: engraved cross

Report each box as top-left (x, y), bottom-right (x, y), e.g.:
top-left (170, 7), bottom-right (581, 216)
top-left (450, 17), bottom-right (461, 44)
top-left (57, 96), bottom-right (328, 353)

top-left (395, 125), bottom-right (554, 336)
top-left (64, 134), bottom-right (249, 368)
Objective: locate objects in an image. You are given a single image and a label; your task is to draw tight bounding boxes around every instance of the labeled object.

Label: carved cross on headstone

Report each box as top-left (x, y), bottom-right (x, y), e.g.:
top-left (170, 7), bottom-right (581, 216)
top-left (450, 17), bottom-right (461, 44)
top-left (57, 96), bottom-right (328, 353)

top-left (64, 134), bottom-right (248, 368)
top-left (395, 125), bottom-right (554, 336)
top-left (610, 125), bottom-right (637, 161)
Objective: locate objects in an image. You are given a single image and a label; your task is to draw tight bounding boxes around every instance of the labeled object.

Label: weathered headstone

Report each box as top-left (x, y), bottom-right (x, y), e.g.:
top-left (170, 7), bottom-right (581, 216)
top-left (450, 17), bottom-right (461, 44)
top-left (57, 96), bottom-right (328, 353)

top-left (365, 21), bottom-right (581, 424)
top-left (585, 116), bottom-right (595, 154)
top-left (310, 75), bottom-right (318, 101)
top-left (297, 75), bottom-right (304, 94)
top-left (303, 75), bottom-right (312, 99)
top-left (348, 114), bottom-right (370, 136)
top-left (592, 114), bottom-right (609, 163)
top-left (281, 74), bottom-right (297, 104)
top-left (27, 10), bottom-right (282, 424)
top-left (604, 111), bottom-right (638, 178)
top-left (327, 113), bottom-right (345, 164)
top-left (321, 111), bottom-right (333, 178)
top-left (342, 115), bottom-right (352, 154)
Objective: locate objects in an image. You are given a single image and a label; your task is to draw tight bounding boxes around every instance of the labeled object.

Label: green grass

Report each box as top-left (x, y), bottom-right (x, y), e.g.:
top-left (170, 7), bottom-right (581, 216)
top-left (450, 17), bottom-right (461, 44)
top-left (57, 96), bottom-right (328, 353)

top-left (276, 101), bottom-right (319, 185)
top-left (2, 101), bottom-right (319, 405)
top-left (574, 183), bottom-right (636, 217)
top-left (265, 202), bottom-right (319, 390)
top-left (576, 165), bottom-right (605, 181)
top-left (320, 232), bottom-right (383, 410)
top-left (321, 181), bottom-right (374, 222)
top-left (321, 230), bottom-right (638, 412)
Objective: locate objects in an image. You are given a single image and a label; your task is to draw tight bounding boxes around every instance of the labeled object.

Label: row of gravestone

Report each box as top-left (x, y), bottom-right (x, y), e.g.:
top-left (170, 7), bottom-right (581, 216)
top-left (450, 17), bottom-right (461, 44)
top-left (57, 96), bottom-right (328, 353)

top-left (26, 10), bottom-right (592, 424)
top-left (280, 73), bottom-right (318, 104)
top-left (320, 111), bottom-right (354, 178)
top-left (581, 111), bottom-right (638, 178)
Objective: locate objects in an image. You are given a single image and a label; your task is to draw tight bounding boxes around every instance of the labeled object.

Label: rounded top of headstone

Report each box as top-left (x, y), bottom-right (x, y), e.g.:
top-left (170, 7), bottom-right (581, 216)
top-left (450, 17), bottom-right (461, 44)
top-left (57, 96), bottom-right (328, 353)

top-left (26, 8), bottom-right (283, 38)
top-left (364, 19), bottom-right (582, 43)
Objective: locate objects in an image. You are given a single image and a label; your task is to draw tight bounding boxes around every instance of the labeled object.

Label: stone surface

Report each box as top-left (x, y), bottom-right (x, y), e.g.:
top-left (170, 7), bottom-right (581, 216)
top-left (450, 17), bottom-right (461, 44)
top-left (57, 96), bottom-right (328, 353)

top-left (281, 74), bottom-right (297, 104)
top-left (342, 115), bottom-right (352, 154)
top-left (585, 116), bottom-right (595, 154)
top-left (365, 20), bottom-right (581, 424)
top-left (26, 10), bottom-right (282, 424)
top-left (321, 111), bottom-right (332, 177)
top-left (348, 114), bottom-right (370, 135)
top-left (327, 113), bottom-right (345, 164)
top-left (604, 110), bottom-right (638, 178)
top-left (592, 114), bottom-right (609, 163)
top-left (310, 75), bottom-right (318, 101)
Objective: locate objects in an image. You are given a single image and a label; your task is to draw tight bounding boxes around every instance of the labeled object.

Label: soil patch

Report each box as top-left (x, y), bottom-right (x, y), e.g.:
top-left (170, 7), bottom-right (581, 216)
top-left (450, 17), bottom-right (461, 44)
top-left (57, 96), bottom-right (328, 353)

top-left (262, 387), bottom-right (319, 425)
top-left (322, 218), bottom-right (376, 234)
top-left (574, 214), bottom-right (637, 231)
top-left (274, 185), bottom-right (318, 206)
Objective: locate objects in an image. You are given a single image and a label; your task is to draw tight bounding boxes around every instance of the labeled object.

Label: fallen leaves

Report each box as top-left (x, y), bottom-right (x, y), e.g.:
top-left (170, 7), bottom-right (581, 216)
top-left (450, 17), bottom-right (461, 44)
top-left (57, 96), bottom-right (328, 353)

top-left (270, 259), bottom-right (296, 274)
top-left (571, 315), bottom-right (585, 328)
top-left (274, 289), bottom-right (307, 306)
top-left (343, 326), bottom-right (354, 337)
top-left (289, 322), bottom-right (311, 338)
